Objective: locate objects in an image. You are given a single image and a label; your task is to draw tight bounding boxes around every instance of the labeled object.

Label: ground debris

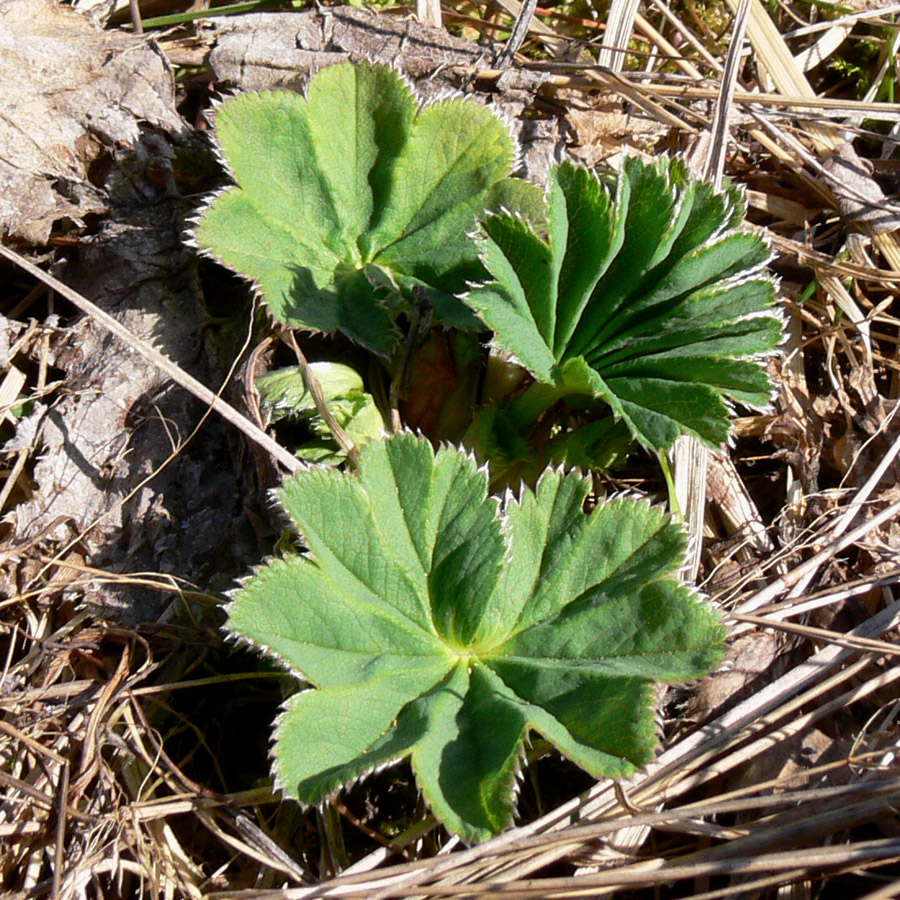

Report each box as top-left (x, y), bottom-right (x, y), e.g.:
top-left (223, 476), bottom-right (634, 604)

top-left (0, 0), bottom-right (182, 244)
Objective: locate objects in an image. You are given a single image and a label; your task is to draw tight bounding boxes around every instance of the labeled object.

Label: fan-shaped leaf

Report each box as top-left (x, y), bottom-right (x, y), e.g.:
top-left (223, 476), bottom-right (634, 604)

top-left (194, 62), bottom-right (540, 354)
top-left (228, 434), bottom-right (726, 841)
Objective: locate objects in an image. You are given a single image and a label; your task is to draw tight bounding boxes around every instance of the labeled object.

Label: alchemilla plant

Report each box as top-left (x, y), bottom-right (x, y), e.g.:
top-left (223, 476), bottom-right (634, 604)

top-left (194, 61), bottom-right (781, 842)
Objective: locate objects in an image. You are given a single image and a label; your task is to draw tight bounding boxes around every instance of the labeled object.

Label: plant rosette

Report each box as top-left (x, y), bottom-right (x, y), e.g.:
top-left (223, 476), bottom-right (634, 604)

top-left (190, 61), bottom-right (786, 845)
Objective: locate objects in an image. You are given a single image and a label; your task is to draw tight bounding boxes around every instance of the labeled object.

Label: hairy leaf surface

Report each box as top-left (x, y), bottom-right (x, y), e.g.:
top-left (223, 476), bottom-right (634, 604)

top-left (466, 158), bottom-right (781, 451)
top-left (194, 62), bottom-right (540, 354)
top-left (228, 434), bottom-right (726, 841)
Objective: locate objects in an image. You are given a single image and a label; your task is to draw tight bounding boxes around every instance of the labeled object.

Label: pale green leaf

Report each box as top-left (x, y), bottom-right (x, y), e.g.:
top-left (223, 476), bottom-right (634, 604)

top-left (256, 362), bottom-right (367, 419)
top-left (255, 362), bottom-right (384, 463)
top-left (228, 434), bottom-right (726, 841)
top-left (195, 62), bottom-right (533, 353)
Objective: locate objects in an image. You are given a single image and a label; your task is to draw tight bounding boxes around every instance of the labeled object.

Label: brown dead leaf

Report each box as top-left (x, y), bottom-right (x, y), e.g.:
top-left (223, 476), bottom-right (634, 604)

top-left (563, 92), bottom-right (669, 166)
top-left (0, 0), bottom-right (182, 243)
top-left (737, 728), bottom-right (851, 793)
top-left (682, 630), bottom-right (795, 726)
top-left (204, 7), bottom-right (484, 92)
top-left (822, 143), bottom-right (900, 235)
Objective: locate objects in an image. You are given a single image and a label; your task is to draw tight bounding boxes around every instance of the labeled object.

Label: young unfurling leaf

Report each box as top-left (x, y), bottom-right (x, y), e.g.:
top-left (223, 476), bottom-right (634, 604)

top-left (256, 361), bottom-right (384, 463)
top-left (227, 434), bottom-right (726, 842)
top-left (466, 157), bottom-right (781, 452)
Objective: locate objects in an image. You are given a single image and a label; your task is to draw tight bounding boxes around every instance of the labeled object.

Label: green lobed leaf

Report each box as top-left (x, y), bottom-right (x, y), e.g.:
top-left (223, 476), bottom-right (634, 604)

top-left (228, 434), bottom-right (726, 842)
top-left (465, 156), bottom-right (781, 452)
top-left (194, 62), bottom-right (537, 353)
